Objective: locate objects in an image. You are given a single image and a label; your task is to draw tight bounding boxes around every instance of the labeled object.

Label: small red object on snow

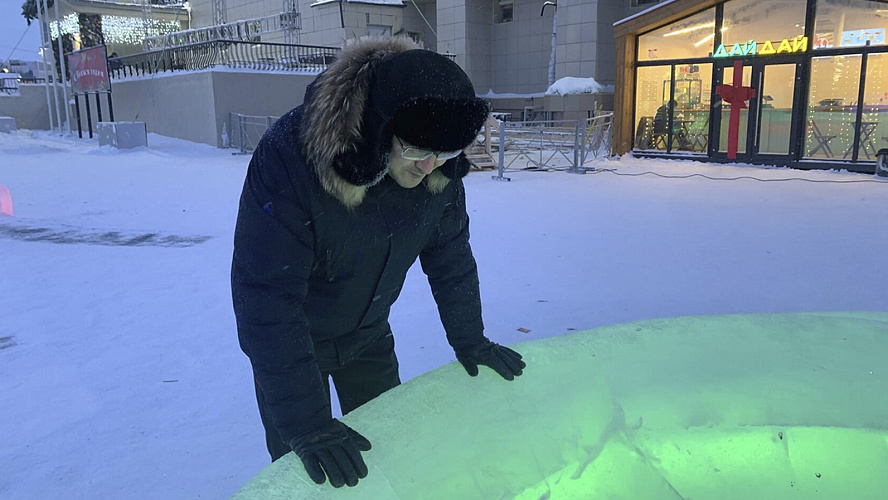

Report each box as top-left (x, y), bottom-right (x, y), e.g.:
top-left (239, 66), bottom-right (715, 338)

top-left (0, 184), bottom-right (12, 217)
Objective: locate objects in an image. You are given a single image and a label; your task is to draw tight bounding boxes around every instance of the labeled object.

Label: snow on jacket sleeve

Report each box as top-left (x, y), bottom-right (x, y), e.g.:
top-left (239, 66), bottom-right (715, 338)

top-left (419, 178), bottom-right (487, 350)
top-left (231, 134), bottom-right (331, 446)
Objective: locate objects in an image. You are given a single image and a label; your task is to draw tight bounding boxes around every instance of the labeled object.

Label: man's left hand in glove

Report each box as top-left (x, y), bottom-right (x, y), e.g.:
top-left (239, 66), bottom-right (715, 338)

top-left (455, 339), bottom-right (525, 381)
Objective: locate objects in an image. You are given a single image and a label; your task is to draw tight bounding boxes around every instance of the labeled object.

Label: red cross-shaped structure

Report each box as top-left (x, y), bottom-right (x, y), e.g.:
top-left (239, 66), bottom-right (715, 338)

top-left (716, 60), bottom-right (756, 159)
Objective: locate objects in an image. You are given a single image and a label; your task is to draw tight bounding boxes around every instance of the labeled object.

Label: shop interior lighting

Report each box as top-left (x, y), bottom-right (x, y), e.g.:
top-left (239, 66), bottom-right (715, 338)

top-left (695, 33), bottom-right (715, 47)
top-left (663, 21), bottom-right (715, 37)
top-left (694, 27), bottom-right (727, 47)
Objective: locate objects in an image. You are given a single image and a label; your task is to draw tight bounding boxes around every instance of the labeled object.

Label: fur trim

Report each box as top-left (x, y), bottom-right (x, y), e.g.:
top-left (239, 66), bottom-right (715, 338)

top-left (300, 37), bottom-right (421, 208)
top-left (425, 170), bottom-right (451, 194)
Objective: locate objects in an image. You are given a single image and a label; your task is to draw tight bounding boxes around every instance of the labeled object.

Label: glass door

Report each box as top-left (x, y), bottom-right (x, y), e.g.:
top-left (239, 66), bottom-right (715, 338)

top-left (713, 59), bottom-right (801, 161)
top-left (753, 63), bottom-right (798, 156)
top-left (717, 64), bottom-right (752, 156)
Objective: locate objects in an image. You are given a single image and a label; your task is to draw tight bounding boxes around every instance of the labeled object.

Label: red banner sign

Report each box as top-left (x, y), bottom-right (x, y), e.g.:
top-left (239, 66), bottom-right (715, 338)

top-left (67, 45), bottom-right (111, 95)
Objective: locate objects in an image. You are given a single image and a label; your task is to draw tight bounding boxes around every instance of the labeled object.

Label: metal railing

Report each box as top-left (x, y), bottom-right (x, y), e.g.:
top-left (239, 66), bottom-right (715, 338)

top-left (82, 0), bottom-right (185, 4)
top-left (491, 113), bottom-right (614, 181)
top-left (227, 112), bottom-right (279, 153)
top-left (109, 40), bottom-right (339, 78)
top-left (144, 12), bottom-right (301, 50)
top-left (0, 75), bottom-right (20, 95)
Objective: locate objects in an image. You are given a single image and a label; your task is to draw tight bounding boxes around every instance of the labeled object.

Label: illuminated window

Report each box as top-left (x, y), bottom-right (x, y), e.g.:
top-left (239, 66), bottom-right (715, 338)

top-left (813, 0), bottom-right (887, 49)
top-left (637, 8), bottom-right (716, 61)
top-left (721, 0), bottom-right (807, 49)
top-left (858, 53), bottom-right (888, 160)
top-left (804, 55), bottom-right (862, 159)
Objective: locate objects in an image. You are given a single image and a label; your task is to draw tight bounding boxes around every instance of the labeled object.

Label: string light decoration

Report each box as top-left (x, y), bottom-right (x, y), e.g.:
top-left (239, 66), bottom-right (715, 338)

top-left (102, 16), bottom-right (181, 45)
top-left (49, 13), bottom-right (180, 46)
top-left (49, 14), bottom-right (79, 39)
top-left (807, 56), bottom-right (862, 158)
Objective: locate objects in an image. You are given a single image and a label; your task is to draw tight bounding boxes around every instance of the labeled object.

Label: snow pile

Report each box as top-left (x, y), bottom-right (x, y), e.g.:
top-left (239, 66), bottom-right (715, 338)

top-left (545, 77), bottom-right (614, 96)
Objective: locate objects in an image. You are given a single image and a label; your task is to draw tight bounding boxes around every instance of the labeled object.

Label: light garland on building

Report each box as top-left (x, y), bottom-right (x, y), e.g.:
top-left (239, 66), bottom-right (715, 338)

top-left (102, 16), bottom-right (181, 45)
top-left (49, 13), bottom-right (180, 46)
top-left (49, 14), bottom-right (79, 39)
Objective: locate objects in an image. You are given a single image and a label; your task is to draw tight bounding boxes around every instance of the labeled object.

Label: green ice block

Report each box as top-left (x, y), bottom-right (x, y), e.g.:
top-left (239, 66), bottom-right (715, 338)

top-left (233, 312), bottom-right (888, 499)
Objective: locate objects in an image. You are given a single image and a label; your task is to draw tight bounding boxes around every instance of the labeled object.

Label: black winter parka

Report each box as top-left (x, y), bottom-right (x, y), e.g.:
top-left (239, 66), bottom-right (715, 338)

top-left (231, 39), bottom-right (487, 446)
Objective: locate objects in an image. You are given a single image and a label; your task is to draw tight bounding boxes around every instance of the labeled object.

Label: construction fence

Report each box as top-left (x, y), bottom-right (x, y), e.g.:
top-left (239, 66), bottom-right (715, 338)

top-left (225, 111), bottom-right (615, 174)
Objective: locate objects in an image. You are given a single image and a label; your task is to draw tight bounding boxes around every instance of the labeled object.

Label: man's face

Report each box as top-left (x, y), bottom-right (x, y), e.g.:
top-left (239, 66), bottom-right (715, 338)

top-left (386, 136), bottom-right (452, 189)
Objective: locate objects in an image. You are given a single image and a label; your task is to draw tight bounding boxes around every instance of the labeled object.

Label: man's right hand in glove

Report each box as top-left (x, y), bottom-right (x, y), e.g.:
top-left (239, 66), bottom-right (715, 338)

top-left (288, 419), bottom-right (372, 488)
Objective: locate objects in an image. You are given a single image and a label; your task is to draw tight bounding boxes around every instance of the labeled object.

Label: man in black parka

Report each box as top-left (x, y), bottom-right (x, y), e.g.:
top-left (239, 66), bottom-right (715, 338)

top-left (231, 37), bottom-right (525, 489)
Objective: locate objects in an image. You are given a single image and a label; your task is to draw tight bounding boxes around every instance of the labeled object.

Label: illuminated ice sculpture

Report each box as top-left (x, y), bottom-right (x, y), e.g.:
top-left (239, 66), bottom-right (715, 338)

top-left (233, 312), bottom-right (888, 499)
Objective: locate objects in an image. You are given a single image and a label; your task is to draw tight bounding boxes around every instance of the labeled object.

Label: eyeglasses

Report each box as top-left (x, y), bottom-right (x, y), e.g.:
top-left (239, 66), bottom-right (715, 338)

top-left (396, 136), bottom-right (462, 162)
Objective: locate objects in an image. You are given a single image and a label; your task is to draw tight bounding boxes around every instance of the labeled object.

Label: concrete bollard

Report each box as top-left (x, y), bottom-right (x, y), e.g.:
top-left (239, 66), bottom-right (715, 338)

top-left (0, 116), bottom-right (16, 133)
top-left (97, 122), bottom-right (148, 149)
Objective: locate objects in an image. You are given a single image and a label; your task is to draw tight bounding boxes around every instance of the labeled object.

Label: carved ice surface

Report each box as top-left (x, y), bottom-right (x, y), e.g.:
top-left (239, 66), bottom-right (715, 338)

top-left (233, 312), bottom-right (888, 499)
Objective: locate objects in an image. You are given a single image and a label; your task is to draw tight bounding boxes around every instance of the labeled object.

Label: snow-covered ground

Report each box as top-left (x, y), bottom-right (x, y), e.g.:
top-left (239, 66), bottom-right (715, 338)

top-left (1, 129), bottom-right (886, 499)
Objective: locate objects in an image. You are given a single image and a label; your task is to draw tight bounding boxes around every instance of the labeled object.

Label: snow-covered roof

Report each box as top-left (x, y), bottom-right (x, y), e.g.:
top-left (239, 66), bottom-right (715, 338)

top-left (614, 0), bottom-right (681, 27)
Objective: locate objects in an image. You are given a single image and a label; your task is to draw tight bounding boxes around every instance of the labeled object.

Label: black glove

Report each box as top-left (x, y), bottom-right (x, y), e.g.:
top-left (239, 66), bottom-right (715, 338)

top-left (288, 419), bottom-right (372, 488)
top-left (455, 339), bottom-right (526, 381)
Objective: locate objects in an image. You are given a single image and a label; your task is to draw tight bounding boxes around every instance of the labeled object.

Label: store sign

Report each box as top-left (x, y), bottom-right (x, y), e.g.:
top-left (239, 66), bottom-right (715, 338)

top-left (713, 36), bottom-right (808, 58)
top-left (66, 45), bottom-right (111, 95)
top-left (841, 29), bottom-right (885, 47)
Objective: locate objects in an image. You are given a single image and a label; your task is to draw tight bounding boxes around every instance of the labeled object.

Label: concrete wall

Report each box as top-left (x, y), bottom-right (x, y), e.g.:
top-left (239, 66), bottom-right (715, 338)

top-left (210, 70), bottom-right (313, 144)
top-left (0, 84), bottom-right (74, 131)
top-left (106, 71), bottom-right (218, 145)
top-left (99, 70), bottom-right (315, 147)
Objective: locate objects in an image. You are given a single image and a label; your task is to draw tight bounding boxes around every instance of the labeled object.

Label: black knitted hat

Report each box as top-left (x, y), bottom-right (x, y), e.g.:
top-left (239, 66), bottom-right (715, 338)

top-left (351, 49), bottom-right (489, 184)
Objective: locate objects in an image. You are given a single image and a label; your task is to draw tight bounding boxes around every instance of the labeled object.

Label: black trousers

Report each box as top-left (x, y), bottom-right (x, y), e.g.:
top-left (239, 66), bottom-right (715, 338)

top-left (254, 333), bottom-right (401, 461)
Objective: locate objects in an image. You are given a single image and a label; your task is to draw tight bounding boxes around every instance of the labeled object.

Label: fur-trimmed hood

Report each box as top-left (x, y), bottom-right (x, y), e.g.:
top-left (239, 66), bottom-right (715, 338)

top-left (299, 37), bottom-right (489, 208)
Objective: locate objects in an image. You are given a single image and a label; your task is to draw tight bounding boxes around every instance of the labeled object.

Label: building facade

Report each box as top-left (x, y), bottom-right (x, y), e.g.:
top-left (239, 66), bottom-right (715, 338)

top-left (182, 0), bottom-right (658, 95)
top-left (614, 0), bottom-right (888, 173)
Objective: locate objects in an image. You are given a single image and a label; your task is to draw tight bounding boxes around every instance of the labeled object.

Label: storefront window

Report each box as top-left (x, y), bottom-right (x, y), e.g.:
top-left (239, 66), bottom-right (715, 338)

top-left (634, 66), bottom-right (672, 150)
top-left (722, 0), bottom-right (807, 53)
top-left (671, 63), bottom-right (713, 152)
top-left (638, 8), bottom-right (716, 62)
top-left (813, 0), bottom-right (887, 49)
top-left (859, 53), bottom-right (888, 160)
top-left (805, 55), bottom-right (862, 159)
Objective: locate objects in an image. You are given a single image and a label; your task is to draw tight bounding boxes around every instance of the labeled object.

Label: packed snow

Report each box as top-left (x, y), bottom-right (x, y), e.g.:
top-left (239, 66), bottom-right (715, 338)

top-left (545, 76), bottom-right (614, 95)
top-left (1, 129), bottom-right (887, 499)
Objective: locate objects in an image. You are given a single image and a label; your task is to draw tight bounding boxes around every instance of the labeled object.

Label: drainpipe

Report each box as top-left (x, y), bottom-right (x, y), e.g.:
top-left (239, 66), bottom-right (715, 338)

top-left (541, 1), bottom-right (557, 88)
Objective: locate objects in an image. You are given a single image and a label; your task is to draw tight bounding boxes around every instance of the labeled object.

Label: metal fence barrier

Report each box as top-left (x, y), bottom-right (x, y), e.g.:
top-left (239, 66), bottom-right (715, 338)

top-left (224, 111), bottom-right (613, 175)
top-left (491, 112), bottom-right (614, 181)
top-left (110, 40), bottom-right (340, 79)
top-left (227, 112), bottom-right (280, 153)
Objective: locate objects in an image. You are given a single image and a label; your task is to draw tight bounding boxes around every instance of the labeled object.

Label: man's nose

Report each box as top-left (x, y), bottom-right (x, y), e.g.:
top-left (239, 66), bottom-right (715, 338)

top-left (416, 156), bottom-right (438, 174)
